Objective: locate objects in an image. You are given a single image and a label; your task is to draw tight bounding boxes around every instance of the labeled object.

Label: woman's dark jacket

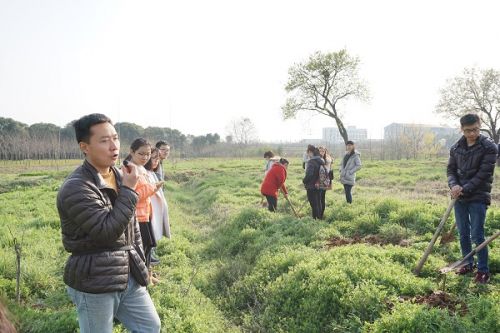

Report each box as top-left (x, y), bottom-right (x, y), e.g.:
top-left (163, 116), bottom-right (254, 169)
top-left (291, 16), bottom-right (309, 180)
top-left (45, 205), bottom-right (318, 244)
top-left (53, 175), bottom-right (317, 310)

top-left (303, 156), bottom-right (324, 190)
top-left (447, 134), bottom-right (497, 205)
top-left (57, 160), bottom-right (149, 293)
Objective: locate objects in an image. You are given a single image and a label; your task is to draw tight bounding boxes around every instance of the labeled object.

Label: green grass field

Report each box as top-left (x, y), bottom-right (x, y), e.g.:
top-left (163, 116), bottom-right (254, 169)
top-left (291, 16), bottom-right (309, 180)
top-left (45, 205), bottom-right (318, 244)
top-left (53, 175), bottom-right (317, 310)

top-left (0, 158), bottom-right (499, 332)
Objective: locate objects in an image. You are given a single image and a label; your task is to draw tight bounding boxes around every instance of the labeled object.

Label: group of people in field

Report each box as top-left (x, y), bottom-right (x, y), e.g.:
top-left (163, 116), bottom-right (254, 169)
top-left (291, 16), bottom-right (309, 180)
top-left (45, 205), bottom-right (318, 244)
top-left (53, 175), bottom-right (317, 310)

top-left (2, 112), bottom-right (494, 333)
top-left (260, 141), bottom-right (362, 220)
top-left (259, 113), bottom-right (495, 285)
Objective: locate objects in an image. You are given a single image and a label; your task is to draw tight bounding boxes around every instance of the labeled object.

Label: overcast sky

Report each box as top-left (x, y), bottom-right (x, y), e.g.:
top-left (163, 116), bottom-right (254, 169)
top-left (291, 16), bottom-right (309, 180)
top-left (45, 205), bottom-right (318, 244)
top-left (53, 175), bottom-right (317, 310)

top-left (1, 0), bottom-right (499, 142)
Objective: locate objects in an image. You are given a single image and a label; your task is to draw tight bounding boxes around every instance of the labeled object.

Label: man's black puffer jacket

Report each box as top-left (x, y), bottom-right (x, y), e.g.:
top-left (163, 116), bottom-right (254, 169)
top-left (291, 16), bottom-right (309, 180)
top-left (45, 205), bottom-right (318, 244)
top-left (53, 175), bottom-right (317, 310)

top-left (447, 134), bottom-right (498, 205)
top-left (57, 160), bottom-right (149, 293)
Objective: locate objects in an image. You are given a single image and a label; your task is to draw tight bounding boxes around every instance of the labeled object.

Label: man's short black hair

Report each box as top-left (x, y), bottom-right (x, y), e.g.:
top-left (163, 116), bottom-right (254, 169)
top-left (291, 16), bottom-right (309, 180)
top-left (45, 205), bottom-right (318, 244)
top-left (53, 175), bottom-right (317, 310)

top-left (346, 140), bottom-right (355, 145)
top-left (279, 158), bottom-right (289, 165)
top-left (155, 140), bottom-right (169, 149)
top-left (73, 113), bottom-right (112, 143)
top-left (460, 113), bottom-right (480, 127)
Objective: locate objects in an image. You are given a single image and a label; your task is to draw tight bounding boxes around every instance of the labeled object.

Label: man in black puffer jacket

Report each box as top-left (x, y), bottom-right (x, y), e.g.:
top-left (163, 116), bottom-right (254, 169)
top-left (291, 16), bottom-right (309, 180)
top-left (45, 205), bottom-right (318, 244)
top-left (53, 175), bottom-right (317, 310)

top-left (447, 113), bottom-right (497, 285)
top-left (57, 114), bottom-right (160, 333)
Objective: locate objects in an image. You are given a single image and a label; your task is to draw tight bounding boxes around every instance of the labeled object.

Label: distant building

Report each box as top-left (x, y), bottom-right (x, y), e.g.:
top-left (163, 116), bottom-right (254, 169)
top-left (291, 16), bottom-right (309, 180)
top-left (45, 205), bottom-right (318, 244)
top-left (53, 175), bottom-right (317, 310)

top-left (384, 123), bottom-right (459, 147)
top-left (323, 126), bottom-right (367, 143)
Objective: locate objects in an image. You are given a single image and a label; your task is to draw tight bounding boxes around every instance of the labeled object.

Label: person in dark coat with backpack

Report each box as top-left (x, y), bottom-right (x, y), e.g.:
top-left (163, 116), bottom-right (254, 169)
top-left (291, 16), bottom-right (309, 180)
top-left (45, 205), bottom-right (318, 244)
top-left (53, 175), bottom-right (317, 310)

top-left (303, 146), bottom-right (325, 219)
top-left (339, 141), bottom-right (362, 204)
top-left (261, 158), bottom-right (289, 212)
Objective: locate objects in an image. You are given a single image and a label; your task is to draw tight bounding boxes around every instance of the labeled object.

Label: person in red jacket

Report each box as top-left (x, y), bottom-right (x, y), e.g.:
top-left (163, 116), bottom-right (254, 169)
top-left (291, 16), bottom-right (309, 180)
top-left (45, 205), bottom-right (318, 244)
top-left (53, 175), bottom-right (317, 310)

top-left (260, 158), bottom-right (289, 212)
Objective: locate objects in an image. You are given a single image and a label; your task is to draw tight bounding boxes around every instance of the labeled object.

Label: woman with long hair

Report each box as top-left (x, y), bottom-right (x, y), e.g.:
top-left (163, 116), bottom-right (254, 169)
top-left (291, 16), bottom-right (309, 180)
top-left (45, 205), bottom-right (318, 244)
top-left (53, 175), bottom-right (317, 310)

top-left (144, 147), bottom-right (171, 244)
top-left (125, 138), bottom-right (163, 284)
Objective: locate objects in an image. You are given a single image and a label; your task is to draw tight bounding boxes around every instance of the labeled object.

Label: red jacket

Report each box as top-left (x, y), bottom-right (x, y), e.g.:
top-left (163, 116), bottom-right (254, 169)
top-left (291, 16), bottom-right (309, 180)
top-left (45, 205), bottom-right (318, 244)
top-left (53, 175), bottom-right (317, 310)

top-left (260, 163), bottom-right (288, 198)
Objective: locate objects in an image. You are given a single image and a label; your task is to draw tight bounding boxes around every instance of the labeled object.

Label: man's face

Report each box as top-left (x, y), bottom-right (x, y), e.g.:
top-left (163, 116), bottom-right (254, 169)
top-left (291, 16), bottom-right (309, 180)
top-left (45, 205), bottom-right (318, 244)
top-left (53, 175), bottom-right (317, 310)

top-left (79, 122), bottom-right (120, 171)
top-left (158, 145), bottom-right (170, 160)
top-left (346, 144), bottom-right (354, 152)
top-left (461, 122), bottom-right (481, 142)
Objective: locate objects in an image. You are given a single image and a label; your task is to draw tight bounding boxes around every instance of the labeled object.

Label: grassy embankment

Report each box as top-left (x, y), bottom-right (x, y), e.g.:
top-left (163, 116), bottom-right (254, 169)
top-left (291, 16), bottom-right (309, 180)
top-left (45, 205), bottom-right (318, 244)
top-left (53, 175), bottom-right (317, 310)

top-left (0, 158), bottom-right (498, 332)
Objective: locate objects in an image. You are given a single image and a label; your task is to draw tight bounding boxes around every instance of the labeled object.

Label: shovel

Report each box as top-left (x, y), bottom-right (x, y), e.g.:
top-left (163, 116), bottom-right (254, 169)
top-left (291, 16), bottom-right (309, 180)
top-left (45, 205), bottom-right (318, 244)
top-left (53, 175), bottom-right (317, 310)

top-left (439, 230), bottom-right (500, 274)
top-left (414, 198), bottom-right (456, 276)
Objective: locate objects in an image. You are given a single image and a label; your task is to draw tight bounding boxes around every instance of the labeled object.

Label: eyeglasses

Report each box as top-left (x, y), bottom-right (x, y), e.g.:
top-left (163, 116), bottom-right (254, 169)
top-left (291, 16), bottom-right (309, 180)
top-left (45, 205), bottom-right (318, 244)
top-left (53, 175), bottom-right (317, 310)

top-left (137, 152), bottom-right (151, 157)
top-left (463, 127), bottom-right (480, 134)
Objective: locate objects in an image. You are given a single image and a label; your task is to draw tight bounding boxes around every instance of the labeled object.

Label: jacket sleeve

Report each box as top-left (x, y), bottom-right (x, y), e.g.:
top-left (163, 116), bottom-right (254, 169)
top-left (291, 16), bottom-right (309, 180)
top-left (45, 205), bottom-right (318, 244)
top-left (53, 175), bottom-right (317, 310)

top-left (447, 148), bottom-right (459, 188)
top-left (350, 155), bottom-right (362, 174)
top-left (303, 161), bottom-right (316, 185)
top-left (278, 168), bottom-right (288, 195)
top-left (135, 180), bottom-right (156, 200)
top-left (462, 143), bottom-right (498, 193)
top-left (58, 180), bottom-right (138, 244)
top-left (133, 215), bottom-right (145, 254)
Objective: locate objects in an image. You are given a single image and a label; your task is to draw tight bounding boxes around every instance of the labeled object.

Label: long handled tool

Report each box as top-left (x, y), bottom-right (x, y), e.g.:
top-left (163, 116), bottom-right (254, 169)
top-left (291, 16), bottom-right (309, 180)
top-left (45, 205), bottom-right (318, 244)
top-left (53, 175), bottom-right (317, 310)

top-left (284, 195), bottom-right (300, 218)
top-left (439, 230), bottom-right (500, 274)
top-left (414, 198), bottom-right (456, 276)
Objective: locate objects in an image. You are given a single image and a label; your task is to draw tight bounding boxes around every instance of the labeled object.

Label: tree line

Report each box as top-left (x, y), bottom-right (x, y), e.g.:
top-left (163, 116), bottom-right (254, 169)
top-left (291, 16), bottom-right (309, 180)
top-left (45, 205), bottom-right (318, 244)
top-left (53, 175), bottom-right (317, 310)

top-left (0, 117), bottom-right (225, 161)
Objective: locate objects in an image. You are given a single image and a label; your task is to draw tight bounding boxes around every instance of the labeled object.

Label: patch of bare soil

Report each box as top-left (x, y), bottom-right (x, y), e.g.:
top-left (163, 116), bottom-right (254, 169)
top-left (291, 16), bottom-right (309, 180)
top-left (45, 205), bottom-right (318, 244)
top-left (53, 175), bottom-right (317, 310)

top-left (392, 291), bottom-right (468, 316)
top-left (325, 235), bottom-right (412, 248)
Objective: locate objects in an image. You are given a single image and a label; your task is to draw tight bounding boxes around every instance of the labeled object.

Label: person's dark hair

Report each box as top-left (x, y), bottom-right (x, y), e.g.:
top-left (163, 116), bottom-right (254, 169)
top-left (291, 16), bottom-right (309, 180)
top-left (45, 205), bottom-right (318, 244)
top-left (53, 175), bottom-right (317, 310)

top-left (460, 113), bottom-right (480, 127)
top-left (307, 144), bottom-right (316, 153)
top-left (346, 140), bottom-right (354, 145)
top-left (264, 151), bottom-right (274, 159)
top-left (125, 138), bottom-right (151, 162)
top-left (73, 113), bottom-right (112, 143)
top-left (279, 158), bottom-right (289, 165)
top-left (313, 147), bottom-right (321, 156)
top-left (144, 147), bottom-right (160, 171)
top-left (155, 140), bottom-right (169, 149)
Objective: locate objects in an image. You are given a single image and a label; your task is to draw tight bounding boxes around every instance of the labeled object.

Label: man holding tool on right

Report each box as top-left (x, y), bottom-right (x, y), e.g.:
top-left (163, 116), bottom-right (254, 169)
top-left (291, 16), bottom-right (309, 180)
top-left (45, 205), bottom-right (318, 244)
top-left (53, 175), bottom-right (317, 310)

top-left (447, 113), bottom-right (497, 284)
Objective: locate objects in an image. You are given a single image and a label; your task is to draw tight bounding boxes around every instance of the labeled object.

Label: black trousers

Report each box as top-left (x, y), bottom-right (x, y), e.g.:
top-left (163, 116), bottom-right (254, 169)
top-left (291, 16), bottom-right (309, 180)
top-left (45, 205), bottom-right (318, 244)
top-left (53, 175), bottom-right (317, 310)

top-left (319, 189), bottom-right (326, 219)
top-left (343, 184), bottom-right (353, 204)
top-left (265, 195), bottom-right (278, 212)
top-left (307, 189), bottom-right (322, 219)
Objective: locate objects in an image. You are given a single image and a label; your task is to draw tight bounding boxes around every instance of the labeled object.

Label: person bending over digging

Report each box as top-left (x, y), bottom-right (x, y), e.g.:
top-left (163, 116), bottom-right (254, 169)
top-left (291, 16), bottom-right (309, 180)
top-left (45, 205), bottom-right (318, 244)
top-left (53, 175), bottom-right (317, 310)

top-left (260, 158), bottom-right (289, 212)
top-left (447, 113), bottom-right (497, 284)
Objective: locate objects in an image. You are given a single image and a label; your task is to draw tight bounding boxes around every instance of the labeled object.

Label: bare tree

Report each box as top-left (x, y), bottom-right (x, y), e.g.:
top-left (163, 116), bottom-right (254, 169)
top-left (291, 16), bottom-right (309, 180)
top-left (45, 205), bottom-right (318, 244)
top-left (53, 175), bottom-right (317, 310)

top-left (282, 49), bottom-right (369, 144)
top-left (228, 118), bottom-right (258, 145)
top-left (436, 67), bottom-right (500, 143)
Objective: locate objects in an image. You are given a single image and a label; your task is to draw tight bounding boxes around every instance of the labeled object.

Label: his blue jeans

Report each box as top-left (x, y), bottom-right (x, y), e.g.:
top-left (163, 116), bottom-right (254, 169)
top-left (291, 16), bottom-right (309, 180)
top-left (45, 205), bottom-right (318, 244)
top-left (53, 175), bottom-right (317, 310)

top-left (67, 277), bottom-right (161, 333)
top-left (454, 200), bottom-right (488, 273)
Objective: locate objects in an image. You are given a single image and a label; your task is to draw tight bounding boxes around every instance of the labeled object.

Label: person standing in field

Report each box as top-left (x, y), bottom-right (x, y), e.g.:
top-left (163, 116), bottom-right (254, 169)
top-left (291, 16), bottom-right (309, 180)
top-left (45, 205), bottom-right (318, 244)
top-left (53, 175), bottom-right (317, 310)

top-left (144, 147), bottom-right (171, 243)
top-left (339, 141), bottom-right (362, 204)
top-left (260, 158), bottom-right (289, 212)
top-left (318, 146), bottom-right (333, 218)
top-left (155, 140), bottom-right (170, 181)
top-left (447, 113), bottom-right (497, 284)
top-left (303, 146), bottom-right (324, 219)
top-left (57, 114), bottom-right (160, 333)
top-left (125, 138), bottom-right (164, 284)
